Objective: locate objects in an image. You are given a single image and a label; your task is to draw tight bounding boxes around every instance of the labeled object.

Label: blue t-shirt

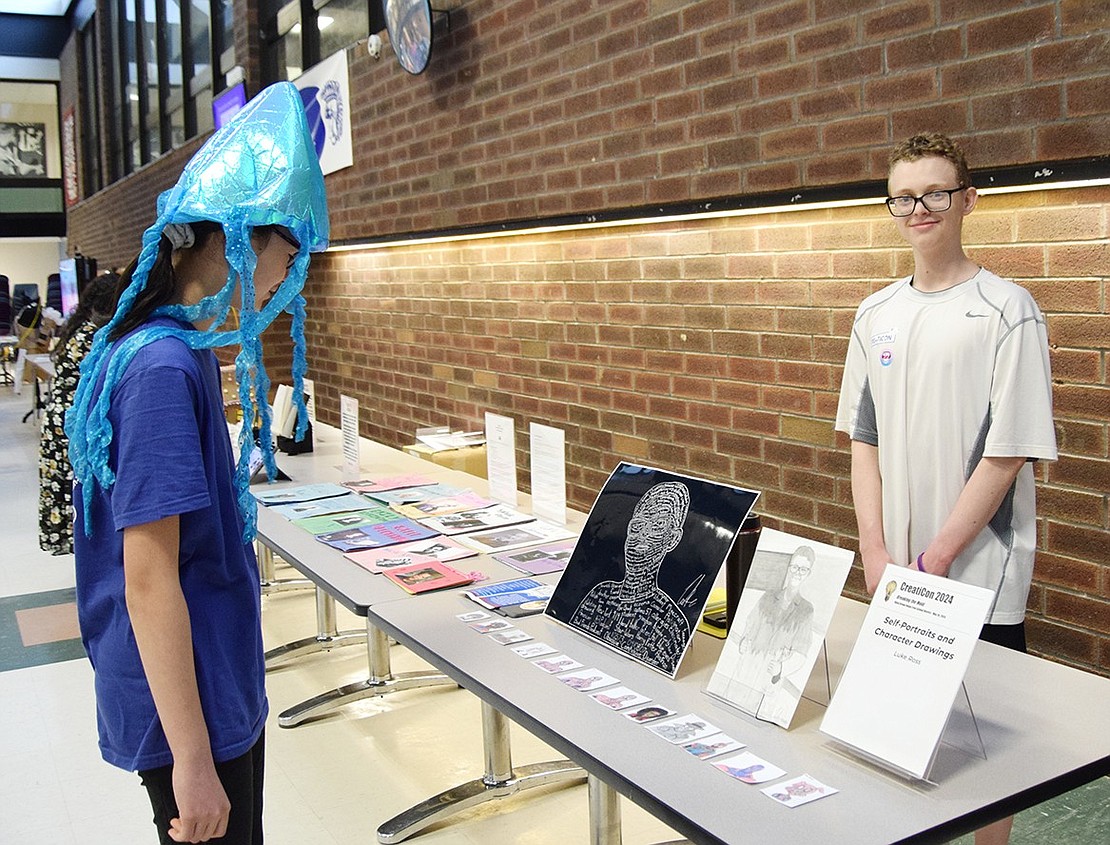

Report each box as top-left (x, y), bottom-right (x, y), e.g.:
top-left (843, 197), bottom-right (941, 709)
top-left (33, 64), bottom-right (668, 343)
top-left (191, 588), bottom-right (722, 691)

top-left (74, 317), bottom-right (267, 771)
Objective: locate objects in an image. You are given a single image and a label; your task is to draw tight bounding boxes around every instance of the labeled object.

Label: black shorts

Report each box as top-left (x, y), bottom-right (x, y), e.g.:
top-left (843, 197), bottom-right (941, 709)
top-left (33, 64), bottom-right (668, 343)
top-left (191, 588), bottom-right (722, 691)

top-left (979, 622), bottom-right (1026, 653)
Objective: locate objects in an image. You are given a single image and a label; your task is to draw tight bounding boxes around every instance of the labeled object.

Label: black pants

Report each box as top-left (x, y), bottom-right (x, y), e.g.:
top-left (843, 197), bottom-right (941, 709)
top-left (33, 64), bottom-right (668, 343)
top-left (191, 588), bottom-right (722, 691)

top-left (980, 622), bottom-right (1026, 653)
top-left (138, 731), bottom-right (265, 845)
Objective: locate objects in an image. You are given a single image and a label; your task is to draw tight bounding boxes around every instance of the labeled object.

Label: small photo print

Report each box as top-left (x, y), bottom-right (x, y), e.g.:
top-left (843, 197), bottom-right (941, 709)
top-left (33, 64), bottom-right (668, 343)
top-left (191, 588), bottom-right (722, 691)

top-left (556, 669), bottom-right (620, 693)
top-left (680, 734), bottom-right (746, 760)
top-left (712, 751), bottom-right (785, 784)
top-left (456, 610), bottom-right (490, 623)
top-left (489, 628), bottom-right (533, 645)
top-left (645, 714), bottom-right (720, 745)
top-left (532, 655), bottom-right (584, 674)
top-left (623, 705), bottom-right (676, 724)
top-left (589, 686), bottom-right (651, 711)
top-left (468, 619), bottom-right (514, 634)
top-left (510, 642), bottom-right (558, 659)
top-left (761, 774), bottom-right (838, 807)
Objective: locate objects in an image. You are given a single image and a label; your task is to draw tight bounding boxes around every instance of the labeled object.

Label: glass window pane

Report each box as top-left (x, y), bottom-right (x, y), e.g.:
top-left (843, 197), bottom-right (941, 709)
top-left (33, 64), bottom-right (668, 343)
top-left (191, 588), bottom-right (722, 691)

top-left (215, 0), bottom-right (234, 56)
top-left (124, 0), bottom-right (140, 170)
top-left (190, 0), bottom-right (211, 75)
top-left (318, 0), bottom-right (367, 60)
top-left (142, 0), bottom-right (161, 156)
top-left (196, 84), bottom-right (213, 135)
top-left (280, 28), bottom-right (303, 80)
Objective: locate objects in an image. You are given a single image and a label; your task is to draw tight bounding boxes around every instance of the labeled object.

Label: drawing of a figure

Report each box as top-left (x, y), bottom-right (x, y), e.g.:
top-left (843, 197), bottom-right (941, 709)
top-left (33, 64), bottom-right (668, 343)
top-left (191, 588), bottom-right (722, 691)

top-left (569, 482), bottom-right (692, 672)
top-left (724, 545), bottom-right (816, 721)
top-left (651, 719), bottom-right (707, 743)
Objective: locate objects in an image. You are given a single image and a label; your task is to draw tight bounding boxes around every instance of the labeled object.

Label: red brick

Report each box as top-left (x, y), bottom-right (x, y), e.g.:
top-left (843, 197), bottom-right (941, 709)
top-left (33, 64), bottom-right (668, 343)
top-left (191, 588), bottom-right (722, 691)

top-left (1026, 617), bottom-right (1099, 665)
top-left (1045, 590), bottom-right (1110, 635)
top-left (822, 115), bottom-right (889, 151)
top-left (886, 28), bottom-right (963, 71)
top-left (972, 86), bottom-right (1063, 130)
top-left (799, 86), bottom-right (861, 120)
top-left (736, 38), bottom-right (791, 72)
top-left (863, 0), bottom-right (935, 39)
top-left (754, 1), bottom-right (809, 37)
top-left (795, 21), bottom-right (855, 57)
top-left (865, 69), bottom-right (938, 109)
top-left (967, 6), bottom-right (1059, 54)
top-left (758, 63), bottom-right (815, 99)
top-left (1036, 116), bottom-right (1110, 160)
top-left (816, 46), bottom-right (884, 85)
top-left (1032, 35), bottom-right (1110, 81)
top-left (762, 125), bottom-right (821, 159)
top-left (1067, 75), bottom-right (1110, 118)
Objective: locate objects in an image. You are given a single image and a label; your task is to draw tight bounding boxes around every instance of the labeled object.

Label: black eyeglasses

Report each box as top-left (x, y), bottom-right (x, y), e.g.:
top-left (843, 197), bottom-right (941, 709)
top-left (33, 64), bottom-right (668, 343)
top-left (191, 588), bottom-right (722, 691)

top-left (885, 186), bottom-right (967, 217)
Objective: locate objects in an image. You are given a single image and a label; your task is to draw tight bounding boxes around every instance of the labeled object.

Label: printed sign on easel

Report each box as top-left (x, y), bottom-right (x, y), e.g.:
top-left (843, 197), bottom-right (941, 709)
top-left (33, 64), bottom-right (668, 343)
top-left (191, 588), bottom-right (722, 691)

top-left (820, 564), bottom-right (993, 780)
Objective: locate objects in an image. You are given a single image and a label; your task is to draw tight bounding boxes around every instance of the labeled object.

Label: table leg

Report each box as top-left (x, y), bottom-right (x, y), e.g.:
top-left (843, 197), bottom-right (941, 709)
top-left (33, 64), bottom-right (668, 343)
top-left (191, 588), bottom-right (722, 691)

top-left (264, 584), bottom-right (367, 670)
top-left (376, 700), bottom-right (587, 843)
top-left (257, 540), bottom-right (313, 594)
top-left (588, 773), bottom-right (623, 845)
top-left (278, 621), bottom-right (454, 728)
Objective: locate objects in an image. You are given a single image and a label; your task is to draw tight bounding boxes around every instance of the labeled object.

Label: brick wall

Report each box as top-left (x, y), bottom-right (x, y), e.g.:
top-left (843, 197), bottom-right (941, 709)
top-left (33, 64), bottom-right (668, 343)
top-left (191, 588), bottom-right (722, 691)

top-left (306, 186), bottom-right (1110, 676)
top-left (63, 0), bottom-right (1110, 674)
top-left (320, 0), bottom-right (1110, 242)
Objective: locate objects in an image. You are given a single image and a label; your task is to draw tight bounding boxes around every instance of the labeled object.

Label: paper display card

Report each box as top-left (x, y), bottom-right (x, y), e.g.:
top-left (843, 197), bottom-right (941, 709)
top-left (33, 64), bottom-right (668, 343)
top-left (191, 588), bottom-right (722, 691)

top-left (484, 412), bottom-right (519, 506)
top-left (454, 520), bottom-right (575, 554)
top-left (292, 506), bottom-right (401, 535)
top-left (711, 751), bottom-right (786, 784)
top-left (529, 422), bottom-right (567, 524)
top-left (819, 564), bottom-right (994, 780)
top-left (510, 642), bottom-right (558, 659)
top-left (340, 394), bottom-right (360, 477)
top-left (532, 655), bottom-right (584, 674)
top-left (590, 686), bottom-right (652, 711)
top-left (363, 483), bottom-right (464, 505)
top-left (343, 475), bottom-right (437, 494)
top-left (623, 705), bottom-right (676, 723)
top-left (345, 537), bottom-right (475, 573)
top-left (681, 734), bottom-right (746, 760)
top-left (382, 561), bottom-right (475, 595)
top-left (268, 492), bottom-right (377, 521)
top-left (545, 462), bottom-right (759, 678)
top-left (464, 578), bottom-right (549, 609)
top-left (645, 714), bottom-right (721, 745)
top-left (254, 482), bottom-right (350, 505)
top-left (556, 669), bottom-right (620, 693)
top-left (761, 774), bottom-right (839, 807)
top-left (391, 492), bottom-right (495, 520)
top-left (493, 539), bottom-right (577, 575)
top-left (315, 519), bottom-right (440, 552)
top-left (706, 527), bottom-right (855, 728)
top-left (417, 504), bottom-right (534, 536)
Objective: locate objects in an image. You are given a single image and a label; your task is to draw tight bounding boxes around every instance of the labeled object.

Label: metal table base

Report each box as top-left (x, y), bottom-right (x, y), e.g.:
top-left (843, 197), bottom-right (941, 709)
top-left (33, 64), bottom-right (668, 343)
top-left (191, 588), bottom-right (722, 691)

top-left (257, 541), bottom-right (313, 594)
top-left (264, 584), bottom-right (367, 670)
top-left (278, 622), bottom-right (453, 728)
top-left (376, 701), bottom-right (587, 843)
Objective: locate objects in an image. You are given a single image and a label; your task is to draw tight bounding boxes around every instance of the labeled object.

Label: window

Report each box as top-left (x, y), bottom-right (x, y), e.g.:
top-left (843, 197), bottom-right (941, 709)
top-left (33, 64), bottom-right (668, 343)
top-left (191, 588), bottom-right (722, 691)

top-left (262, 0), bottom-right (376, 85)
top-left (91, 0), bottom-right (234, 188)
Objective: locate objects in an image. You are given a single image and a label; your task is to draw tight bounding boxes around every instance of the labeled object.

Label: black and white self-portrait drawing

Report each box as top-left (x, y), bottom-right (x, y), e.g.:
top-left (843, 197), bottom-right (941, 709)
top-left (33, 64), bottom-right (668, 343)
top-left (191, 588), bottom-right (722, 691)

top-left (545, 463), bottom-right (758, 677)
top-left (707, 527), bottom-right (854, 728)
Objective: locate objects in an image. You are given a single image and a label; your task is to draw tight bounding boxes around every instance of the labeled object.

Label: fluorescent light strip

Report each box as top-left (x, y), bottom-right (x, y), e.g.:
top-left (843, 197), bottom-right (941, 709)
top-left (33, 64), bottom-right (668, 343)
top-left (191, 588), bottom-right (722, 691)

top-left (327, 176), bottom-right (1110, 253)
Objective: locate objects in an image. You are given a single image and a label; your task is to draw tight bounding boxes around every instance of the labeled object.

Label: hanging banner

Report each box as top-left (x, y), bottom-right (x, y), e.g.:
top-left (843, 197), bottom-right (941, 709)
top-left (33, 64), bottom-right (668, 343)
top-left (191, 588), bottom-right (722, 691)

top-left (61, 107), bottom-right (79, 207)
top-left (293, 50), bottom-right (353, 176)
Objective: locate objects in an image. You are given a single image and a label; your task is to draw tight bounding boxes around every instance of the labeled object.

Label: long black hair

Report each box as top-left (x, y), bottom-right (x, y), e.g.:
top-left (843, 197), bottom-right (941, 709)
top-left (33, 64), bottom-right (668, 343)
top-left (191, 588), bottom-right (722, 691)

top-left (51, 272), bottom-right (121, 356)
top-left (107, 221), bottom-right (224, 341)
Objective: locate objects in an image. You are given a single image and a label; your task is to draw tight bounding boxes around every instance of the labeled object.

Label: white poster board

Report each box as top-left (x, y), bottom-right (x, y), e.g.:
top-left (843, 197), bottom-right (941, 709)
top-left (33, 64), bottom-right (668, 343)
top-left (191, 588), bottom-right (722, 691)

top-left (820, 564), bottom-right (993, 779)
top-left (484, 412), bottom-right (519, 507)
top-left (529, 422), bottom-right (566, 525)
top-left (339, 394), bottom-right (360, 478)
top-left (706, 528), bottom-right (854, 728)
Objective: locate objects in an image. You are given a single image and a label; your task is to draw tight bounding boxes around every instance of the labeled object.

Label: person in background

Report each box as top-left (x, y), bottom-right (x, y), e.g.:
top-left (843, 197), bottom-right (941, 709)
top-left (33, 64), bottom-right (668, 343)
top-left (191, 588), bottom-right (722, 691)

top-left (38, 272), bottom-right (119, 554)
top-left (65, 82), bottom-right (328, 845)
top-left (836, 133), bottom-right (1057, 845)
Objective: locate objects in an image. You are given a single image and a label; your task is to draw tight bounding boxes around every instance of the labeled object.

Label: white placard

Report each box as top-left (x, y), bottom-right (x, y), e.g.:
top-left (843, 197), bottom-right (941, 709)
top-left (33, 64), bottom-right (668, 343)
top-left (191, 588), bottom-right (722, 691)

top-left (302, 377), bottom-right (317, 423)
top-left (292, 51), bottom-right (353, 175)
top-left (484, 412), bottom-right (519, 507)
top-left (820, 564), bottom-right (994, 779)
top-left (339, 394), bottom-right (360, 478)
top-left (529, 422), bottom-right (566, 525)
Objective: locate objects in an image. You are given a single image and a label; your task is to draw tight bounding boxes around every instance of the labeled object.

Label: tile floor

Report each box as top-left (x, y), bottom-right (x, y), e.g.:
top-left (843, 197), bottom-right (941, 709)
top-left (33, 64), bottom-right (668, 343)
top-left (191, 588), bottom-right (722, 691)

top-left (0, 386), bottom-right (1106, 845)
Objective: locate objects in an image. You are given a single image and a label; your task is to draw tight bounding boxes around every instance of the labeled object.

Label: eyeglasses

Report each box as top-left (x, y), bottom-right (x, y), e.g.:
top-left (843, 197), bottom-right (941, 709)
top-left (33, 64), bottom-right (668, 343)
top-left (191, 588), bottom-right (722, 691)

top-left (885, 186), bottom-right (967, 217)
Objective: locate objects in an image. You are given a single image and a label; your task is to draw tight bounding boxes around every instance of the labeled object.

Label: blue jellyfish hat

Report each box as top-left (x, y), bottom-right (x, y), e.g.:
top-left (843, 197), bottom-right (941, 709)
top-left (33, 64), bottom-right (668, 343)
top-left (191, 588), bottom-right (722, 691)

top-left (67, 81), bottom-right (329, 542)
